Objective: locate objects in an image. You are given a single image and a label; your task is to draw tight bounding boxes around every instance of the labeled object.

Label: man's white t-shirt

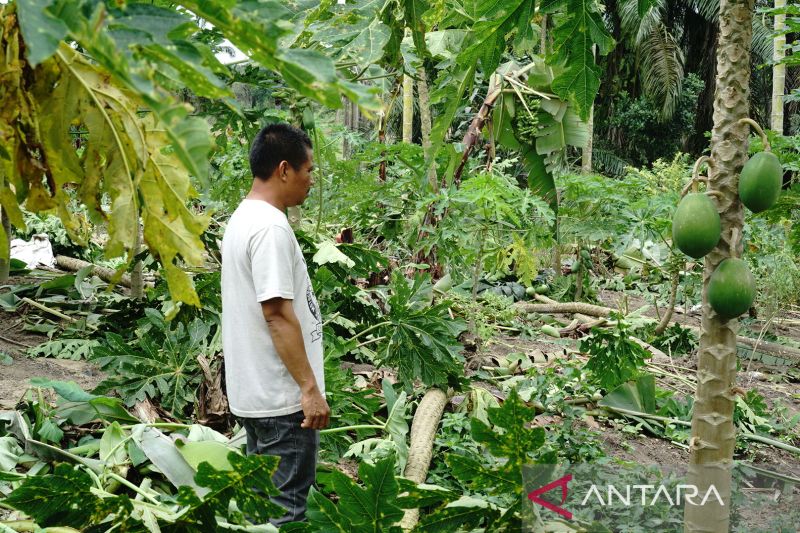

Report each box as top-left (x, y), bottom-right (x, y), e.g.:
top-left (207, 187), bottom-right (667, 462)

top-left (221, 199), bottom-right (324, 418)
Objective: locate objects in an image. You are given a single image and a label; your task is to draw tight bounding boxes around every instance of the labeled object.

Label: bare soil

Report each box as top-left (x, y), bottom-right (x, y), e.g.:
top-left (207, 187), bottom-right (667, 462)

top-left (0, 274), bottom-right (103, 410)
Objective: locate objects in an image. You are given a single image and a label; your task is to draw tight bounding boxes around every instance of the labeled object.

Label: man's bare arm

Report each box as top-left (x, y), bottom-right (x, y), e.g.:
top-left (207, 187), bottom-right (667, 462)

top-left (261, 298), bottom-right (330, 429)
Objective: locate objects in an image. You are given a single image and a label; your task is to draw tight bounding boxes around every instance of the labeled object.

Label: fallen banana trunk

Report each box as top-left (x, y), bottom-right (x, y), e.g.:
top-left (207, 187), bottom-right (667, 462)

top-left (400, 388), bottom-right (448, 531)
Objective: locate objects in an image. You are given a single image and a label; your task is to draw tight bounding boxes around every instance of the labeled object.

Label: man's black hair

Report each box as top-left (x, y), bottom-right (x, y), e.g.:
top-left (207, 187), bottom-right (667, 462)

top-left (249, 123), bottom-right (312, 180)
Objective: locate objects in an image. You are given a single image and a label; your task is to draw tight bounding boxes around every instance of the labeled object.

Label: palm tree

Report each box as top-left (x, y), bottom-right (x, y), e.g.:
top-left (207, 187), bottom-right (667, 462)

top-left (596, 0), bottom-right (775, 158)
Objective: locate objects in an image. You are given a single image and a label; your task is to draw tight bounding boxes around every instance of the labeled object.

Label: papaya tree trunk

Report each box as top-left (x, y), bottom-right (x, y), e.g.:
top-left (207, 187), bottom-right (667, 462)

top-left (540, 13), bottom-right (547, 54)
top-left (400, 388), bottom-right (448, 531)
top-left (0, 207), bottom-right (9, 283)
top-left (130, 223), bottom-right (144, 300)
top-left (402, 35), bottom-right (414, 146)
top-left (417, 66), bottom-right (437, 191)
top-left (771, 0), bottom-right (786, 133)
top-left (582, 46), bottom-right (596, 173)
top-left (684, 1), bottom-right (753, 531)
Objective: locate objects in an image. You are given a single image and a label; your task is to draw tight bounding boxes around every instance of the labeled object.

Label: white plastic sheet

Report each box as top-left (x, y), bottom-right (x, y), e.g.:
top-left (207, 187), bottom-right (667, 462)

top-left (10, 234), bottom-right (56, 269)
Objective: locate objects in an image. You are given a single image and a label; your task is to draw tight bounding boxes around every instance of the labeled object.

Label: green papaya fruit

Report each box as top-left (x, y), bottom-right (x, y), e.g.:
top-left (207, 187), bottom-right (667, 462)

top-left (672, 193), bottom-right (721, 258)
top-left (739, 151), bottom-right (782, 213)
top-left (708, 258), bottom-right (755, 319)
top-left (534, 284), bottom-right (550, 294)
top-left (541, 324), bottom-right (561, 338)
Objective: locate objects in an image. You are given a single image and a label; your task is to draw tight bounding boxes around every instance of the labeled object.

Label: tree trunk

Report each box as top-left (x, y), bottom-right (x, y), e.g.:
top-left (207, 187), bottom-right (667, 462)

top-left (130, 223), bottom-right (144, 300)
top-left (581, 104), bottom-right (594, 173)
top-left (0, 207), bottom-right (9, 283)
top-left (417, 67), bottom-right (437, 191)
top-left (540, 14), bottom-right (547, 55)
top-left (582, 47), bottom-right (596, 173)
top-left (56, 255), bottom-right (134, 288)
top-left (400, 388), bottom-right (448, 531)
top-left (452, 74), bottom-right (503, 186)
top-left (402, 68), bottom-right (414, 143)
top-left (684, 1), bottom-right (753, 531)
top-left (342, 96), bottom-right (351, 158)
top-left (771, 0), bottom-right (786, 133)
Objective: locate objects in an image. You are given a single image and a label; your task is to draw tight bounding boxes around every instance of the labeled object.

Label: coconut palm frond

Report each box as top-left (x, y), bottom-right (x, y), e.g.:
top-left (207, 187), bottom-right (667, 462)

top-left (593, 147), bottom-right (630, 177)
top-left (619, 0), bottom-right (668, 46)
top-left (689, 0), bottom-right (719, 21)
top-left (751, 15), bottom-right (774, 66)
top-left (641, 25), bottom-right (685, 121)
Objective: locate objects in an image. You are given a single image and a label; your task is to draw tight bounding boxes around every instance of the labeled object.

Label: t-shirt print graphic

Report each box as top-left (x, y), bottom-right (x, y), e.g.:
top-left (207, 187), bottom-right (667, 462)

top-left (306, 282), bottom-right (323, 342)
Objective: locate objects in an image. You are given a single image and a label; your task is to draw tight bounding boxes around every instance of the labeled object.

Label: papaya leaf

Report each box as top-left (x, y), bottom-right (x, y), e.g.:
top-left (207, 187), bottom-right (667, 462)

top-left (91, 318), bottom-right (209, 416)
top-left (15, 0), bottom-right (67, 66)
top-left (303, 455), bottom-right (403, 532)
top-left (415, 495), bottom-right (502, 532)
top-left (395, 479), bottom-right (457, 509)
top-left (540, 0), bottom-right (615, 119)
top-left (177, 452), bottom-right (284, 527)
top-left (375, 273), bottom-right (467, 390)
top-left (4, 464), bottom-right (132, 528)
top-left (426, 389), bottom-right (549, 529)
top-left (470, 388), bottom-right (545, 469)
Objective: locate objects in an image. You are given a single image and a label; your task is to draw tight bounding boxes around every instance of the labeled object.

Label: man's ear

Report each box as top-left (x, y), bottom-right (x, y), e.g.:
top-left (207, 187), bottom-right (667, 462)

top-left (278, 160), bottom-right (289, 179)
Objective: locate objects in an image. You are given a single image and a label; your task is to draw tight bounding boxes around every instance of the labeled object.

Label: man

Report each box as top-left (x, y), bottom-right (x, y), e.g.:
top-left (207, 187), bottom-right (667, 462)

top-left (221, 123), bottom-right (330, 525)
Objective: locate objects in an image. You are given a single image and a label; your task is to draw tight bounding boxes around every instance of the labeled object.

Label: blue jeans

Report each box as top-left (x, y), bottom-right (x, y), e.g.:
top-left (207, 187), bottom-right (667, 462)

top-left (241, 411), bottom-right (319, 525)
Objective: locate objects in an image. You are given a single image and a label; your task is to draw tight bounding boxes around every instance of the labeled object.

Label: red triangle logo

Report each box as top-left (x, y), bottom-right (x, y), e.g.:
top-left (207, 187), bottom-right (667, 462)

top-left (528, 473), bottom-right (573, 520)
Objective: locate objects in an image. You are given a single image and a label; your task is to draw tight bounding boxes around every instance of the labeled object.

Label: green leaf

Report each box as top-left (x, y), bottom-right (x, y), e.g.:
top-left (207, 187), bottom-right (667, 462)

top-left (0, 436), bottom-right (23, 472)
top-left (599, 374), bottom-right (657, 414)
top-left (416, 495), bottom-right (502, 532)
top-left (16, 0), bottom-right (68, 66)
top-left (541, 0), bottom-right (614, 119)
top-left (535, 104), bottom-right (589, 155)
top-left (4, 463), bottom-right (132, 527)
top-left (313, 241), bottom-right (356, 268)
top-left (176, 440), bottom-right (239, 472)
top-left (131, 424), bottom-right (205, 493)
top-left (305, 455), bottom-right (403, 532)
top-left (343, 19), bottom-right (391, 65)
top-left (99, 422), bottom-right (128, 466)
top-left (470, 388), bottom-right (544, 467)
top-left (395, 479), bottom-right (457, 509)
top-left (523, 148), bottom-right (557, 213)
top-left (177, 452), bottom-right (284, 526)
top-left (30, 378), bottom-right (97, 402)
top-left (376, 273), bottom-right (467, 389)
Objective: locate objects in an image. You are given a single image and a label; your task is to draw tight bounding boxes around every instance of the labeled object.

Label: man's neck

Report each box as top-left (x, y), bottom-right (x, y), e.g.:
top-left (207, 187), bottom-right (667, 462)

top-left (247, 182), bottom-right (286, 212)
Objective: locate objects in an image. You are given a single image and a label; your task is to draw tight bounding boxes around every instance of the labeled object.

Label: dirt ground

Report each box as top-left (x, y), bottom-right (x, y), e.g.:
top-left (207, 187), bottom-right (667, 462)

top-left (0, 275), bottom-right (103, 410)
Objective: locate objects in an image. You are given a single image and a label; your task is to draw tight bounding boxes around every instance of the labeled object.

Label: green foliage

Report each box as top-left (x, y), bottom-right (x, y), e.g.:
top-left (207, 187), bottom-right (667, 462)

top-left (648, 323), bottom-right (697, 356)
top-left (581, 317), bottom-right (650, 389)
top-left (373, 272), bottom-right (467, 390)
top-left (540, 0), bottom-right (615, 119)
top-left (433, 164), bottom-right (554, 283)
top-left (28, 338), bottom-right (99, 360)
top-left (419, 388), bottom-right (551, 531)
top-left (4, 463), bottom-right (133, 528)
top-left (91, 310), bottom-right (211, 417)
top-left (176, 453), bottom-right (285, 527)
top-left (302, 454), bottom-right (404, 532)
top-left (597, 74), bottom-right (704, 168)
top-left (4, 451), bottom-right (285, 530)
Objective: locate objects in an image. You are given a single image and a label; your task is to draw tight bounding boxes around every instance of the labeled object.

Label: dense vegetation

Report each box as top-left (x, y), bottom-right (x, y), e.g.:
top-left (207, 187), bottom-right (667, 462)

top-left (0, 0), bottom-right (799, 532)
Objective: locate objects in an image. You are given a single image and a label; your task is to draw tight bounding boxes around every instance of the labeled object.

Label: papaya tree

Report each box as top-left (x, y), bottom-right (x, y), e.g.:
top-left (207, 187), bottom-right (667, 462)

top-left (684, 0), bottom-right (754, 531)
top-left (0, 0), bottom-right (378, 304)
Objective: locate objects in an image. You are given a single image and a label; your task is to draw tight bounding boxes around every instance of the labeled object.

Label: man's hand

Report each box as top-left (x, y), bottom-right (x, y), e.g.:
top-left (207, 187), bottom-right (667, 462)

top-left (300, 386), bottom-right (330, 429)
